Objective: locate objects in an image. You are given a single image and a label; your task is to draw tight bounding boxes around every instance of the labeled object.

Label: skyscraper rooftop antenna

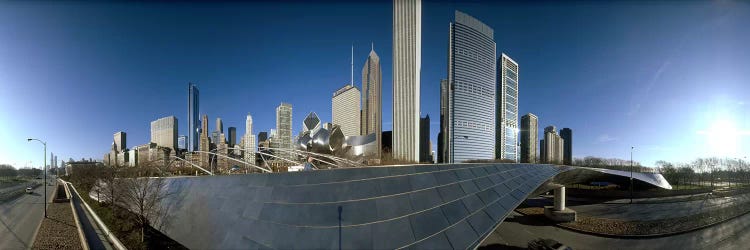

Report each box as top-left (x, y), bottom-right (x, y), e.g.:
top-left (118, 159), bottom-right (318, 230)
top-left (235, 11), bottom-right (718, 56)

top-left (351, 44), bottom-right (354, 87)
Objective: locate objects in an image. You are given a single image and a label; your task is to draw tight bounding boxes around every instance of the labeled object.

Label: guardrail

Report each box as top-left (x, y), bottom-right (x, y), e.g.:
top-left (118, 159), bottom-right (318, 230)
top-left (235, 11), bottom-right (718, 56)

top-left (63, 180), bottom-right (90, 250)
top-left (63, 180), bottom-right (127, 250)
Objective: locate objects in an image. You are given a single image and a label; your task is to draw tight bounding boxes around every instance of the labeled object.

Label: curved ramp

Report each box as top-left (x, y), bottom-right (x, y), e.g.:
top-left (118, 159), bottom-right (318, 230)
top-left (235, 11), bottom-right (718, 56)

top-left (154, 163), bottom-right (667, 249)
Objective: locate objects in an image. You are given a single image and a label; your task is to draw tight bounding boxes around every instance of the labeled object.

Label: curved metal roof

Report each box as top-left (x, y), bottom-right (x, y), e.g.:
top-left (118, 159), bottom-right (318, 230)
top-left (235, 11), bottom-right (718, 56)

top-left (152, 163), bottom-right (670, 249)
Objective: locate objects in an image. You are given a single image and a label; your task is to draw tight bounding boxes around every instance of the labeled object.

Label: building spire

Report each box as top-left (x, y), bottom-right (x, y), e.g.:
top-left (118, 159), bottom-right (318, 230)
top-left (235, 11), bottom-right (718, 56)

top-left (371, 42), bottom-right (374, 52)
top-left (351, 44), bottom-right (354, 87)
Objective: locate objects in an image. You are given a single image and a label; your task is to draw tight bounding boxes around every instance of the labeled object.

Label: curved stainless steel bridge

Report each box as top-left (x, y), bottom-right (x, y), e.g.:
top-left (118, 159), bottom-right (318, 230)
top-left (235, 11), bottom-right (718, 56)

top-left (153, 163), bottom-right (671, 249)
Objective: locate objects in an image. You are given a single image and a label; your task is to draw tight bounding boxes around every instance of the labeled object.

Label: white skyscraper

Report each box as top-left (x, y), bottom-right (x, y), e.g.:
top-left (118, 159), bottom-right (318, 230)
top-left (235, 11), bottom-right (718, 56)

top-left (150, 116), bottom-right (178, 151)
top-left (332, 84), bottom-right (361, 137)
top-left (497, 53), bottom-right (519, 162)
top-left (243, 114), bottom-right (256, 165)
top-left (392, 0), bottom-right (421, 162)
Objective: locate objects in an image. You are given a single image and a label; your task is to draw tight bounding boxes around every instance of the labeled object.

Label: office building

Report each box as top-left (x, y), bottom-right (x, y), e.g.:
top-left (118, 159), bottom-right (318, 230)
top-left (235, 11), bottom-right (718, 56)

top-left (539, 139), bottom-right (545, 164)
top-left (258, 132), bottom-right (268, 145)
top-left (362, 44), bottom-right (382, 160)
top-left (228, 127), bottom-right (237, 148)
top-left (447, 10), bottom-right (496, 163)
top-left (150, 116), bottom-right (178, 151)
top-left (541, 125), bottom-right (564, 164)
top-left (497, 54), bottom-right (519, 162)
top-left (213, 118), bottom-right (225, 144)
top-left (200, 114), bottom-right (211, 166)
top-left (560, 128), bottom-right (573, 165)
top-left (520, 113), bottom-right (538, 163)
top-left (438, 78), bottom-right (448, 163)
top-left (188, 83), bottom-right (199, 151)
top-left (178, 135), bottom-right (187, 150)
top-left (276, 103), bottom-right (293, 159)
top-left (332, 84), bottom-right (361, 137)
top-left (392, 0), bottom-right (421, 162)
top-left (244, 114), bottom-right (256, 165)
top-left (419, 115), bottom-right (431, 163)
top-left (114, 131), bottom-right (126, 152)
top-left (216, 118), bottom-right (223, 134)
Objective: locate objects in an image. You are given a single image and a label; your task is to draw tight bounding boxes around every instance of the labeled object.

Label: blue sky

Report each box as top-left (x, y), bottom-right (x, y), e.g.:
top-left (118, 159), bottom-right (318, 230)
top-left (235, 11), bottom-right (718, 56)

top-left (1, 1), bottom-right (749, 168)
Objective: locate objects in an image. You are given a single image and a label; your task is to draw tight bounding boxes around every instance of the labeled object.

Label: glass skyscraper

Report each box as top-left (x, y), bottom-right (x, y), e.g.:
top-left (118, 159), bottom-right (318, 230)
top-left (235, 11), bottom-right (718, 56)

top-left (188, 83), bottom-right (199, 151)
top-left (447, 10), bottom-right (496, 163)
top-left (497, 54), bottom-right (519, 162)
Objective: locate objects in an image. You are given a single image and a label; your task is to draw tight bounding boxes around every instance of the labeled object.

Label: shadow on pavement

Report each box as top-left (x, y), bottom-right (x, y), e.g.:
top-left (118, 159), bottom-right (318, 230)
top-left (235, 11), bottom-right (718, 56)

top-left (478, 243), bottom-right (526, 250)
top-left (503, 214), bottom-right (556, 227)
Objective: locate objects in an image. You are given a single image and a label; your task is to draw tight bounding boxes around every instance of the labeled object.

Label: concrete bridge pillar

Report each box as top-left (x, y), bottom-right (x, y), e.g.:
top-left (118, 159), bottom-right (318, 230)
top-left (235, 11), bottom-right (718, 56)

top-left (544, 184), bottom-right (576, 222)
top-left (553, 186), bottom-right (565, 211)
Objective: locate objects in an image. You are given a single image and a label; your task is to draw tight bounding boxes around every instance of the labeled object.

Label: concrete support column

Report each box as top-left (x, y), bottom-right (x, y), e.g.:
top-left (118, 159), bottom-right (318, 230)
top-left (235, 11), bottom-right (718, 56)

top-left (554, 186), bottom-right (565, 211)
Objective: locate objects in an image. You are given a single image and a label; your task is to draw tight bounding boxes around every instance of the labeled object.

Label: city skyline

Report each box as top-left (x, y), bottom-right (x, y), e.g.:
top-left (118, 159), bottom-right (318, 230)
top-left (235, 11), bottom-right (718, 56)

top-left (2, 1), bottom-right (749, 168)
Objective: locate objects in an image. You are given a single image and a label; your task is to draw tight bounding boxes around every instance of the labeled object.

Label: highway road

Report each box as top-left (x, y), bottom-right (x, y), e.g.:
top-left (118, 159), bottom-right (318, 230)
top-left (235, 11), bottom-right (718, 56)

top-left (481, 210), bottom-right (750, 250)
top-left (0, 180), bottom-right (56, 250)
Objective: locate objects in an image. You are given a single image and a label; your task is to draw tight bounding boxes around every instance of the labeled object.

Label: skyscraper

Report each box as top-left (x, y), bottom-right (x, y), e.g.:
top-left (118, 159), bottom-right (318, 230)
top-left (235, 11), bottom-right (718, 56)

top-left (276, 103), bottom-right (293, 159)
top-left (178, 135), bottom-right (187, 150)
top-left (392, 0), bottom-right (421, 162)
top-left (150, 116), bottom-right (178, 151)
top-left (447, 10), bottom-right (496, 163)
top-left (419, 115), bottom-right (430, 163)
top-left (212, 117), bottom-right (225, 145)
top-left (520, 113), bottom-right (538, 163)
top-left (188, 83), bottom-right (199, 152)
top-left (541, 125), bottom-right (564, 164)
top-left (228, 127), bottom-right (237, 148)
top-left (497, 54), bottom-right (519, 162)
top-left (560, 128), bottom-right (573, 165)
top-left (216, 117), bottom-right (223, 134)
top-left (244, 114), bottom-right (256, 165)
top-left (257, 131), bottom-right (269, 154)
top-left (438, 78), bottom-right (448, 163)
top-left (362, 43), bottom-right (382, 159)
top-left (199, 114), bottom-right (210, 166)
top-left (113, 131), bottom-right (127, 153)
top-left (332, 84), bottom-right (361, 137)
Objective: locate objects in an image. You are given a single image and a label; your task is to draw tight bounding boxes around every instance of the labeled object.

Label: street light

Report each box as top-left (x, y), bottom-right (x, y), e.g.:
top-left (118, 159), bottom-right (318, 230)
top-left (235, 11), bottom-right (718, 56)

top-left (27, 138), bottom-right (47, 218)
top-left (630, 146), bottom-right (634, 204)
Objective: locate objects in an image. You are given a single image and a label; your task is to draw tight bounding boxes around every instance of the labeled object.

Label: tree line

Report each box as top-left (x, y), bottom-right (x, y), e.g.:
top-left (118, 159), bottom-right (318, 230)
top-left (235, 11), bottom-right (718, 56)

top-left (573, 156), bottom-right (653, 173)
top-left (654, 157), bottom-right (750, 188)
top-left (0, 164), bottom-right (44, 179)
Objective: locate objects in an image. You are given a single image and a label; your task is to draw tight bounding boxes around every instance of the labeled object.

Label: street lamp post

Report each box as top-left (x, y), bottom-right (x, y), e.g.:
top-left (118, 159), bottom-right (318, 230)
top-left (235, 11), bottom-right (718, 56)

top-left (630, 146), bottom-right (634, 204)
top-left (27, 138), bottom-right (47, 218)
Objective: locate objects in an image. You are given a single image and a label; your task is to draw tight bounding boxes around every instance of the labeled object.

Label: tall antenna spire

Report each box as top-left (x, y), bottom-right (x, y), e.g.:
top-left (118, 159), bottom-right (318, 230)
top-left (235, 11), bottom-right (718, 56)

top-left (371, 42), bottom-right (374, 51)
top-left (351, 44), bottom-right (354, 87)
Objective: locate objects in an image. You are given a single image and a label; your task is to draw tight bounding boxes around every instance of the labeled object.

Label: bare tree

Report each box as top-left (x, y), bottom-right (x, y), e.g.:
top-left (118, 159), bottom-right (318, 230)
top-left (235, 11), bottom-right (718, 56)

top-left (118, 164), bottom-right (172, 243)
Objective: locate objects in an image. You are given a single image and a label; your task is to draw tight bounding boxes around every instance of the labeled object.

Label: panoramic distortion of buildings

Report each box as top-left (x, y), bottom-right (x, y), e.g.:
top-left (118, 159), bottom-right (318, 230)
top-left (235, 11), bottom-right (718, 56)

top-left (392, 0), bottom-right (421, 162)
top-left (446, 10), bottom-right (496, 163)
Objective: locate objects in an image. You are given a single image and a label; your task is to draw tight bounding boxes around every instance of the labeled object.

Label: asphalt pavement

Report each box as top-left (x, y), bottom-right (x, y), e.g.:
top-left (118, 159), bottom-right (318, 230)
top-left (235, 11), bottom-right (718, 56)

top-left (524, 193), bottom-right (750, 221)
top-left (0, 181), bottom-right (56, 250)
top-left (481, 210), bottom-right (750, 250)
